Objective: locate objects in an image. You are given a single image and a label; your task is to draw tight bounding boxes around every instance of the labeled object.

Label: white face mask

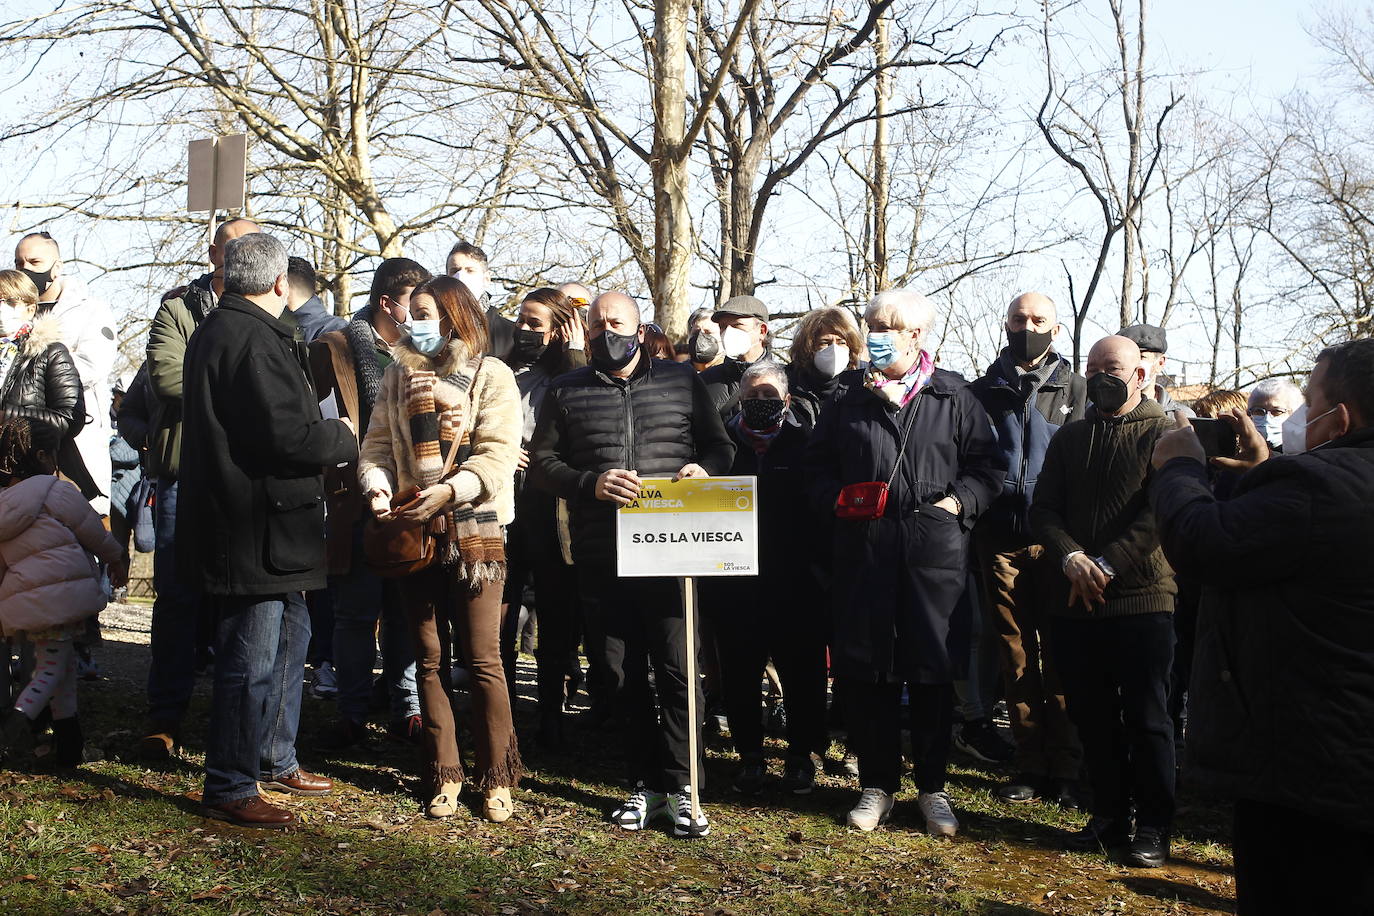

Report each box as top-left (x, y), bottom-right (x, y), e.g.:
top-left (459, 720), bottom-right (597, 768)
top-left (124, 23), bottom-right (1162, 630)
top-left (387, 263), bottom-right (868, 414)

top-left (813, 343), bottom-right (849, 378)
top-left (1251, 413), bottom-right (1285, 449)
top-left (721, 325), bottom-right (753, 360)
top-left (0, 304), bottom-right (26, 337)
top-left (1281, 404), bottom-right (1339, 455)
top-left (452, 269), bottom-right (488, 301)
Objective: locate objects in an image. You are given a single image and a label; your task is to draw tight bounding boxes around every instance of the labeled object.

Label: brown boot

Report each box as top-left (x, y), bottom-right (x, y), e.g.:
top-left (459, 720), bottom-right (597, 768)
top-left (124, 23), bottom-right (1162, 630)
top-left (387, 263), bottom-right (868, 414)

top-left (259, 769), bottom-right (332, 796)
top-left (203, 795), bottom-right (296, 829)
top-left (136, 725), bottom-right (178, 762)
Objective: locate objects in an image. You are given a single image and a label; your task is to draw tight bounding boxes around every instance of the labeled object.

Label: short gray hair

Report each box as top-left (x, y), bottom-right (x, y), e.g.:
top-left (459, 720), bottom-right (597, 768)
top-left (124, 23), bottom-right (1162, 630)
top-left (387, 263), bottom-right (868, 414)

top-left (223, 233), bottom-right (288, 297)
top-left (1249, 378), bottom-right (1304, 411)
top-left (865, 288), bottom-right (936, 332)
top-left (740, 360), bottom-right (788, 395)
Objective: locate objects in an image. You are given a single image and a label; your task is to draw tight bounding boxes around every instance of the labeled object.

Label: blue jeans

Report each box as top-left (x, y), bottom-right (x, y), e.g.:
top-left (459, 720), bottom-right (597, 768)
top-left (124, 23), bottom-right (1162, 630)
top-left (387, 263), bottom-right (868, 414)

top-left (330, 533), bottom-right (418, 725)
top-left (147, 478), bottom-right (201, 726)
top-left (203, 593), bottom-right (310, 804)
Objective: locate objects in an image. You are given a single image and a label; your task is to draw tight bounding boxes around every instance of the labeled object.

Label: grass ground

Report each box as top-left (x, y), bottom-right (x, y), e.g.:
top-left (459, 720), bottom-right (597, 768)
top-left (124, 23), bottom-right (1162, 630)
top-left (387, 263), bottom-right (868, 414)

top-left (0, 602), bottom-right (1236, 916)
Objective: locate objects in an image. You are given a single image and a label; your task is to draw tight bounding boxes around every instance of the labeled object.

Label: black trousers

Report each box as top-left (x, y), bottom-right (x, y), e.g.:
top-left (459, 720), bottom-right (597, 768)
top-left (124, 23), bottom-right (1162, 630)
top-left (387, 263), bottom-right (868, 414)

top-left (580, 565), bottom-right (704, 792)
top-left (842, 676), bottom-right (953, 795)
top-left (1051, 612), bottom-right (1175, 831)
top-left (706, 575), bottom-right (829, 761)
top-left (1234, 798), bottom-right (1374, 915)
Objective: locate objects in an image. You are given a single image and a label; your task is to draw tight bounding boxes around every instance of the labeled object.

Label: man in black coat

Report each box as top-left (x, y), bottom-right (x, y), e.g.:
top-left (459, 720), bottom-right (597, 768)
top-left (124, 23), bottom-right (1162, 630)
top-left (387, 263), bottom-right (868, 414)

top-left (530, 291), bottom-right (734, 839)
top-left (179, 233), bottom-right (357, 829)
top-left (1031, 334), bottom-right (1176, 868)
top-left (1150, 338), bottom-right (1374, 915)
top-left (969, 292), bottom-right (1086, 807)
top-left (699, 294), bottom-right (774, 421)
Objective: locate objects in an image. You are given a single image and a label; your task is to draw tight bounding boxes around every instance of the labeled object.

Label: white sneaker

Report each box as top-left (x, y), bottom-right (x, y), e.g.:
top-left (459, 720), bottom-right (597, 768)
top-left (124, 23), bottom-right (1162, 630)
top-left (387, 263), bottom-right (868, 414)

top-left (846, 787), bottom-right (894, 831)
top-left (311, 661), bottom-right (339, 698)
top-left (918, 790), bottom-right (959, 837)
top-left (611, 782), bottom-right (668, 831)
top-left (671, 785), bottom-right (709, 838)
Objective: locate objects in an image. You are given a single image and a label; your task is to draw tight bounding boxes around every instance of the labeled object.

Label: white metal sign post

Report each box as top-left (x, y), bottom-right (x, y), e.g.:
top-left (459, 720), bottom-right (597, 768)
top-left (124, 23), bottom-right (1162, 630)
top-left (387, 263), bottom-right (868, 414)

top-left (617, 476), bottom-right (758, 823)
top-left (188, 133), bottom-right (248, 246)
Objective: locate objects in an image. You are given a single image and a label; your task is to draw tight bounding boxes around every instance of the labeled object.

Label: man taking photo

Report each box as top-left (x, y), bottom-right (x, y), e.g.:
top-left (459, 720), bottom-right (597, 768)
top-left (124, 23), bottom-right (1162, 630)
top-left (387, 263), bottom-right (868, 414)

top-left (1149, 338), bottom-right (1374, 914)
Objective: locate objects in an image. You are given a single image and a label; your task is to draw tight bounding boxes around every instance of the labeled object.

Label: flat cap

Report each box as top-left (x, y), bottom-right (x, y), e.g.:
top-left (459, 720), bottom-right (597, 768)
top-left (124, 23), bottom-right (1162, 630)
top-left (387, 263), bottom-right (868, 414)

top-left (1118, 323), bottom-right (1167, 353)
top-left (713, 294), bottom-right (768, 323)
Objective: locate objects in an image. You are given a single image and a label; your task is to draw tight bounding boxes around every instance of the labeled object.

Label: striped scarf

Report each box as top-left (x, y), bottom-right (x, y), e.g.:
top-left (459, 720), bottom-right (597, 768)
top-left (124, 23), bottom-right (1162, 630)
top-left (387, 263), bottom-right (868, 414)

top-left (403, 357), bottom-right (505, 589)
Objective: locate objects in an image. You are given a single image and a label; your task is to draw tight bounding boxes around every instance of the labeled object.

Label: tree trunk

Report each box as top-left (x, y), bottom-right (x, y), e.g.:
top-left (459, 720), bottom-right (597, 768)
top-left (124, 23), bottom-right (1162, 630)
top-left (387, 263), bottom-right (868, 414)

top-left (651, 0), bottom-right (693, 340)
top-left (727, 146), bottom-right (764, 300)
top-left (871, 11), bottom-right (891, 293)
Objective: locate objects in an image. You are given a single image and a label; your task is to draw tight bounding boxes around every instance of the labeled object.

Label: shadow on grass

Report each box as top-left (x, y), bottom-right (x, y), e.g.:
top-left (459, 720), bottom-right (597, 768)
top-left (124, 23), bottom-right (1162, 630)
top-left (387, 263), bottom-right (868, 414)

top-left (1114, 874), bottom-right (1236, 912)
top-left (62, 764), bottom-right (205, 820)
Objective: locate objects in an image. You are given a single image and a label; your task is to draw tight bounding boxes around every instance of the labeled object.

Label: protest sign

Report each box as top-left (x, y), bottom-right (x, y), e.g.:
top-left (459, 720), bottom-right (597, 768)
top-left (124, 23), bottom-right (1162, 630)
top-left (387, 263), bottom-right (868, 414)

top-left (615, 476), bottom-right (758, 578)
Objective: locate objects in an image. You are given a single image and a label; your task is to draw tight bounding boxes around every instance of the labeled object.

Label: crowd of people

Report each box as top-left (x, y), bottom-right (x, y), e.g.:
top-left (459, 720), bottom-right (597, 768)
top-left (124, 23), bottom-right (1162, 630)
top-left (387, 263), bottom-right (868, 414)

top-left (0, 223), bottom-right (1370, 915)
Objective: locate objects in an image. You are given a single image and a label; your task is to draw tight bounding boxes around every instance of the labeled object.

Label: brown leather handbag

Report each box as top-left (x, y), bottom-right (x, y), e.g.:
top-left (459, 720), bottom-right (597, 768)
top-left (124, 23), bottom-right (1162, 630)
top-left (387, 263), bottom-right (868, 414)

top-left (362, 377), bottom-right (475, 578)
top-left (362, 483), bottom-right (451, 578)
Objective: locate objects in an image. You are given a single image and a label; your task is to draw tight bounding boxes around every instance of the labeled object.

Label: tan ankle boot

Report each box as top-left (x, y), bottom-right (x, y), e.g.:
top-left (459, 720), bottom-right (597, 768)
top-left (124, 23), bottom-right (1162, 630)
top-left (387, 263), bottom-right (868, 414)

top-left (483, 786), bottom-right (513, 823)
top-left (426, 781), bottom-right (463, 819)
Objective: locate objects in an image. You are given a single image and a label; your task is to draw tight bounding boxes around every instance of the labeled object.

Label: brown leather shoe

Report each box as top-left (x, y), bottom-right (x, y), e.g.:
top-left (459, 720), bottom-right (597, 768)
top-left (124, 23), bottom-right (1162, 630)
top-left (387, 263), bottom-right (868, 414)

top-left (136, 730), bottom-right (176, 761)
top-left (203, 795), bottom-right (296, 829)
top-left (260, 768), bottom-right (332, 796)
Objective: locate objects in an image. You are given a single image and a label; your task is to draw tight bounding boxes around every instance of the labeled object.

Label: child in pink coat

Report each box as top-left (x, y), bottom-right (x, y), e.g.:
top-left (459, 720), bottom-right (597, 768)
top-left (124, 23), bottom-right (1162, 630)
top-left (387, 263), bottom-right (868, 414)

top-left (0, 418), bottom-right (123, 765)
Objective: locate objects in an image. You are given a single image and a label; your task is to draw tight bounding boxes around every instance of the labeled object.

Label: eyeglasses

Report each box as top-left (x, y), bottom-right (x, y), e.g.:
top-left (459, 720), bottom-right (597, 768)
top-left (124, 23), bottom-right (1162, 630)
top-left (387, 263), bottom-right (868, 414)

top-left (1247, 406), bottom-right (1290, 418)
top-left (568, 297), bottom-right (589, 307)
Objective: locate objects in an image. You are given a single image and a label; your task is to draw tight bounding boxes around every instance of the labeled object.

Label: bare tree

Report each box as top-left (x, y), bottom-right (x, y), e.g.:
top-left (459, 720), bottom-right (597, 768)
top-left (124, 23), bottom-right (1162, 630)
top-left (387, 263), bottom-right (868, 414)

top-left (0, 0), bottom-right (532, 316)
top-left (1035, 0), bottom-right (1180, 366)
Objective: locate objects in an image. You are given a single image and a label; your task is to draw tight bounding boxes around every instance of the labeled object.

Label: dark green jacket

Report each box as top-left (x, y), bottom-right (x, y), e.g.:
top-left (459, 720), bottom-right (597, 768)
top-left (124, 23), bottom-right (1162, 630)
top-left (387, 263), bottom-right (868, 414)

top-left (145, 275), bottom-right (214, 479)
top-left (1030, 397), bottom-right (1175, 618)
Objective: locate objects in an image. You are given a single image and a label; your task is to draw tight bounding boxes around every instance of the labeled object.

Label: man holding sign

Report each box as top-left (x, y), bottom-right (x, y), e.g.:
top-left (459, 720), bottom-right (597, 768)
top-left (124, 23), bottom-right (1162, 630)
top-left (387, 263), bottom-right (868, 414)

top-left (529, 291), bottom-right (733, 838)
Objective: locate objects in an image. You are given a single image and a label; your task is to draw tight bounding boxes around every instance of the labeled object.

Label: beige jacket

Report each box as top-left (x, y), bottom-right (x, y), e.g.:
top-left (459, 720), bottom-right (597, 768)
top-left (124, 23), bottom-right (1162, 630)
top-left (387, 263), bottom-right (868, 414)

top-left (357, 338), bottom-right (521, 526)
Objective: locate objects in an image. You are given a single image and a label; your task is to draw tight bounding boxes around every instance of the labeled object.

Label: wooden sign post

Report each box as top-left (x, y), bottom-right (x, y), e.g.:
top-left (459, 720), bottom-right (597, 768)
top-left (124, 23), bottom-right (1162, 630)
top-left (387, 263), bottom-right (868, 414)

top-left (617, 476), bottom-right (759, 824)
top-left (188, 134), bottom-right (248, 244)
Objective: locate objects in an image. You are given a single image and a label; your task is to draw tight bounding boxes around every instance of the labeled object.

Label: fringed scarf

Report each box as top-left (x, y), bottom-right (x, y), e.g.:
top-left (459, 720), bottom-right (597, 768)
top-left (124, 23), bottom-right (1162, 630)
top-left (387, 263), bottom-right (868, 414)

top-left (403, 356), bottom-right (506, 590)
top-left (866, 349), bottom-right (935, 410)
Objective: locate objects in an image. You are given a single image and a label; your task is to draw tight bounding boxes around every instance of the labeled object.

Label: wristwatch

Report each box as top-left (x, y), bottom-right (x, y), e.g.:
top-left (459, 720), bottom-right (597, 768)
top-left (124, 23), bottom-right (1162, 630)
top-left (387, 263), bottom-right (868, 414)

top-left (1093, 555), bottom-right (1117, 578)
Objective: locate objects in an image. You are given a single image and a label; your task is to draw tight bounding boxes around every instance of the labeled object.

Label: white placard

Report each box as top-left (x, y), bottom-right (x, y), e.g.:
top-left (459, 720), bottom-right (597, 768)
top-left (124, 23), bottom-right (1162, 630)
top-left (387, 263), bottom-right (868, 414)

top-left (616, 476), bottom-right (758, 578)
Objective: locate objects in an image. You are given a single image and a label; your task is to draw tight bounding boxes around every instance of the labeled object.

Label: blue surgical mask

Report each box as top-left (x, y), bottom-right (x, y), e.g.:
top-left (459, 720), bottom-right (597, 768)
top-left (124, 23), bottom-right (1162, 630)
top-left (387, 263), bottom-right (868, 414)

top-left (867, 332), bottom-right (898, 370)
top-left (407, 319), bottom-right (449, 356)
top-left (1250, 413), bottom-right (1284, 449)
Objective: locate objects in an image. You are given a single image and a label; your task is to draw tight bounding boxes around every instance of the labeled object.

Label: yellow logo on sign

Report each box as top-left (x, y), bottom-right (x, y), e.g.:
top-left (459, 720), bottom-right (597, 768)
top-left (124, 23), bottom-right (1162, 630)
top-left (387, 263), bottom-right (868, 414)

top-left (620, 477), bottom-right (753, 514)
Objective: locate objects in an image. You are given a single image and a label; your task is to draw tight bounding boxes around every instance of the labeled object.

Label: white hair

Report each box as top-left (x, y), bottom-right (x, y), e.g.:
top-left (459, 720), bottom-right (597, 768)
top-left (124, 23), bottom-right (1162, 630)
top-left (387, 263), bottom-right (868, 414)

top-left (740, 360), bottom-right (788, 395)
top-left (223, 233), bottom-right (287, 297)
top-left (865, 288), bottom-right (936, 331)
top-left (1249, 378), bottom-right (1304, 410)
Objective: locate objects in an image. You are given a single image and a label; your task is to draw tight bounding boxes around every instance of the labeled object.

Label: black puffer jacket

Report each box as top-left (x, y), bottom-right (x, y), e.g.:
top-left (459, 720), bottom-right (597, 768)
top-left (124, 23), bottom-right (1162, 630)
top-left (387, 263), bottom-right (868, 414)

top-left (0, 314), bottom-right (83, 437)
top-left (529, 354), bottom-right (735, 566)
top-left (1151, 429), bottom-right (1374, 833)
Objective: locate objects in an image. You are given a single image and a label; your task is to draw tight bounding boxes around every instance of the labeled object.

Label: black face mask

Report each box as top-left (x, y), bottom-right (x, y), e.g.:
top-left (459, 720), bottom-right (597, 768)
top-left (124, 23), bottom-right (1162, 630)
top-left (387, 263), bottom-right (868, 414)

top-left (511, 328), bottom-right (548, 366)
top-left (1086, 372), bottom-right (1133, 416)
top-left (1007, 327), bottom-right (1054, 365)
top-left (740, 397), bottom-right (786, 431)
top-left (689, 330), bottom-right (720, 364)
top-left (20, 267), bottom-right (52, 297)
top-left (589, 328), bottom-right (639, 372)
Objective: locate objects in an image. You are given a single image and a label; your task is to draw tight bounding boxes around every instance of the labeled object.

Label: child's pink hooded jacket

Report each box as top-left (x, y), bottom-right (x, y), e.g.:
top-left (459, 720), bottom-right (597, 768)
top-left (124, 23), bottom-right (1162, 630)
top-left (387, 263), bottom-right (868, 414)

top-left (0, 475), bottom-right (121, 636)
